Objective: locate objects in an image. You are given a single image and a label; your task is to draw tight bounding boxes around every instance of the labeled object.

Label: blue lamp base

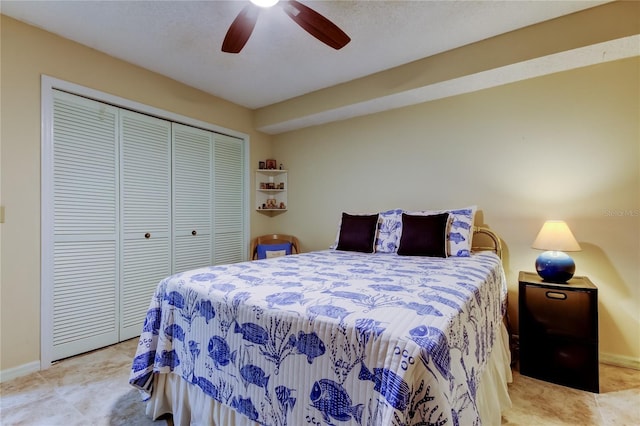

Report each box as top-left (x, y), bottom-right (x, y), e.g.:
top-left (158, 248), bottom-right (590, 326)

top-left (535, 251), bottom-right (576, 283)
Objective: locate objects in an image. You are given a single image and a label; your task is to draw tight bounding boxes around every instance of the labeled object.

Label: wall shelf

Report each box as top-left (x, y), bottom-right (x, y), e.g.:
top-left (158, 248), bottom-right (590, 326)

top-left (256, 169), bottom-right (287, 212)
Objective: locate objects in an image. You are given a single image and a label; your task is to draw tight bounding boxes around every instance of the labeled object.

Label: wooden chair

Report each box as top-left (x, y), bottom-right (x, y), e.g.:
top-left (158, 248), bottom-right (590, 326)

top-left (250, 234), bottom-right (300, 260)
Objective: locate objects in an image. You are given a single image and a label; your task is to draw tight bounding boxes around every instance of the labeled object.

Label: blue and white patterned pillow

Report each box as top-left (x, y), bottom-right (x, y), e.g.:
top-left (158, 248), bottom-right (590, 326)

top-left (375, 209), bottom-right (403, 253)
top-left (396, 206), bottom-right (477, 257)
top-left (443, 206), bottom-right (476, 257)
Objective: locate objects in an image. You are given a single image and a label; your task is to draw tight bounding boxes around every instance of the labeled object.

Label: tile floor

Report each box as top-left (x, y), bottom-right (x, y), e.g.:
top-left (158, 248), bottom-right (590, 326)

top-left (1, 338), bottom-right (639, 425)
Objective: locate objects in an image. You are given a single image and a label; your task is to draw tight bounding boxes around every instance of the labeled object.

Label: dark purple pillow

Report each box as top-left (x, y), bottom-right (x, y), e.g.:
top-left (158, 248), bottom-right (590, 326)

top-left (336, 213), bottom-right (379, 253)
top-left (397, 213), bottom-right (449, 257)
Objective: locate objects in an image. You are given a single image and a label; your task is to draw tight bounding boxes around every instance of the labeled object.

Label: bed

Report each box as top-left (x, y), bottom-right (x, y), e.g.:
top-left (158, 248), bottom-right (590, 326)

top-left (130, 208), bottom-right (512, 426)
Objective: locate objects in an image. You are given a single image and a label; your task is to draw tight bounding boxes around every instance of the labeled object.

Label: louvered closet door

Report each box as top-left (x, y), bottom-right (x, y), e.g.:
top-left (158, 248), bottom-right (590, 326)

top-left (173, 124), bottom-right (213, 273)
top-left (52, 91), bottom-right (119, 360)
top-left (213, 134), bottom-right (246, 264)
top-left (120, 110), bottom-right (172, 340)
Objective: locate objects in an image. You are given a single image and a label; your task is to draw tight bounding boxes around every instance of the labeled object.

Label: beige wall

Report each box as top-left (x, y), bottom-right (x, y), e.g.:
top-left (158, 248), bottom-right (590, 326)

top-left (0, 16), bottom-right (273, 372)
top-left (271, 57), bottom-right (640, 367)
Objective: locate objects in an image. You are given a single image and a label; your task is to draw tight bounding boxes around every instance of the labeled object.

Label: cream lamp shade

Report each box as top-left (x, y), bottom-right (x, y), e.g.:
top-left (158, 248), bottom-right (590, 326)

top-left (532, 220), bottom-right (582, 252)
top-left (532, 220), bottom-right (581, 283)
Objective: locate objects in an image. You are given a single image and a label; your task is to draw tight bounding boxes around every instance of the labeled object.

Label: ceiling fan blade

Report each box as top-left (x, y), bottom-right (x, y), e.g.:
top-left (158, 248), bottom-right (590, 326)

top-left (222, 4), bottom-right (260, 53)
top-left (281, 0), bottom-right (350, 50)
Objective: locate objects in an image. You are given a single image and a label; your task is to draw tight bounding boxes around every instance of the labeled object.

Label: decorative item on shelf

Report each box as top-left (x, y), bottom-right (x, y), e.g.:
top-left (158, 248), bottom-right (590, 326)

top-left (266, 198), bottom-right (277, 209)
top-left (279, 163), bottom-right (283, 170)
top-left (279, 202), bottom-right (286, 209)
top-left (279, 182), bottom-right (285, 190)
top-left (266, 159), bottom-right (277, 169)
top-left (532, 220), bottom-right (582, 283)
top-left (258, 161), bottom-right (266, 170)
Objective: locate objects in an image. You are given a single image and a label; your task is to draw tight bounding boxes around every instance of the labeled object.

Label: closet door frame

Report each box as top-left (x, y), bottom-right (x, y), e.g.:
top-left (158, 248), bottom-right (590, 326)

top-left (41, 76), bottom-right (250, 369)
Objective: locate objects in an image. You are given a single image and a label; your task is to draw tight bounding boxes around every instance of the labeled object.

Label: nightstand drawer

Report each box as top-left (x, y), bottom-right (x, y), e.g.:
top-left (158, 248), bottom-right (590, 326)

top-left (520, 340), bottom-right (598, 392)
top-left (520, 285), bottom-right (597, 341)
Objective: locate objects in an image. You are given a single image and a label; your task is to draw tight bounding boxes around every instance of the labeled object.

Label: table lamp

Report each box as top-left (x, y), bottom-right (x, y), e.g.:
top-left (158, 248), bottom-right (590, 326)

top-left (532, 220), bottom-right (582, 283)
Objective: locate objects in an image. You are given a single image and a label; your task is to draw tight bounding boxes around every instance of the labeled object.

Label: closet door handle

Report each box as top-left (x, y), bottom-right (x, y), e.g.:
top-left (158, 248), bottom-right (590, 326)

top-left (192, 230), bottom-right (197, 236)
top-left (144, 233), bottom-right (151, 239)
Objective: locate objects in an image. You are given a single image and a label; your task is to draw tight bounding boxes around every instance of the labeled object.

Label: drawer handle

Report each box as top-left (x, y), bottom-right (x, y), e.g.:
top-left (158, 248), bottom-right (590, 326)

top-left (192, 230), bottom-right (197, 236)
top-left (546, 291), bottom-right (567, 300)
top-left (144, 232), bottom-right (151, 239)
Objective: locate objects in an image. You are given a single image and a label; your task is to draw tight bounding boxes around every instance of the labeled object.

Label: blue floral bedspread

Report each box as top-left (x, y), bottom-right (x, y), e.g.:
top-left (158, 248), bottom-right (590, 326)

top-left (129, 250), bottom-right (507, 426)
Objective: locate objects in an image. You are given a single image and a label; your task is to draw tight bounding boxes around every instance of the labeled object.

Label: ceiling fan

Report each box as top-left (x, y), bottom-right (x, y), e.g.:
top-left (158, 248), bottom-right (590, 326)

top-left (222, 0), bottom-right (351, 53)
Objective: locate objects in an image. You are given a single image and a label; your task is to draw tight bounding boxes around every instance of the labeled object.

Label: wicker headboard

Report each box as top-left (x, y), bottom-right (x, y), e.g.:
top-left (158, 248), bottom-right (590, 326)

top-left (471, 226), bottom-right (502, 259)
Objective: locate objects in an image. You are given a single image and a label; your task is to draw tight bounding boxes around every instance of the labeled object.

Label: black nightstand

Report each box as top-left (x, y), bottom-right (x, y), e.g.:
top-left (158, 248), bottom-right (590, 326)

top-left (518, 271), bottom-right (599, 393)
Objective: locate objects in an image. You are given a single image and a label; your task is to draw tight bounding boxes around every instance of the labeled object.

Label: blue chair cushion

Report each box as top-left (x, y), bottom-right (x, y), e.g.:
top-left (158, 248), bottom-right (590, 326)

top-left (256, 242), bottom-right (292, 259)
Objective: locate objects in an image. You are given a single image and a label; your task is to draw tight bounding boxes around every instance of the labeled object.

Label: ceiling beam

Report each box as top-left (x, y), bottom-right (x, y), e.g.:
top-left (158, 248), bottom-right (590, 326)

top-left (254, 1), bottom-right (639, 135)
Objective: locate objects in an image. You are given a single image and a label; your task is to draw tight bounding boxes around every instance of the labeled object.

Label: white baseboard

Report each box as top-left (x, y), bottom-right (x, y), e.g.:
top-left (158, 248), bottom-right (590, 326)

top-left (0, 360), bottom-right (41, 383)
top-left (600, 352), bottom-right (640, 370)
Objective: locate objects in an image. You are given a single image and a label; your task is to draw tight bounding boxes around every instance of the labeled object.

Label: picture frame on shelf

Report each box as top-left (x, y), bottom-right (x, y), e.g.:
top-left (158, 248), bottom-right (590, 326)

top-left (266, 159), bottom-right (277, 169)
top-left (258, 161), bottom-right (266, 170)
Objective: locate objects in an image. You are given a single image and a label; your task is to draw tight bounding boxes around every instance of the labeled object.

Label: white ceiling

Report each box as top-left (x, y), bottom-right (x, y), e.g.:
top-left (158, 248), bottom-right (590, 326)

top-left (1, 0), bottom-right (610, 110)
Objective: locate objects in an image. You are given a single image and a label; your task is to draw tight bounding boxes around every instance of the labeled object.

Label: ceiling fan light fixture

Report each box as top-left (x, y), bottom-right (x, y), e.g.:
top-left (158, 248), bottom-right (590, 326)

top-left (223, 0), bottom-right (349, 53)
top-left (250, 0), bottom-right (279, 8)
